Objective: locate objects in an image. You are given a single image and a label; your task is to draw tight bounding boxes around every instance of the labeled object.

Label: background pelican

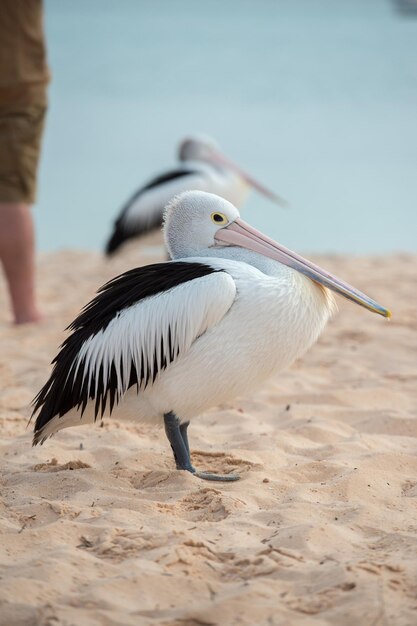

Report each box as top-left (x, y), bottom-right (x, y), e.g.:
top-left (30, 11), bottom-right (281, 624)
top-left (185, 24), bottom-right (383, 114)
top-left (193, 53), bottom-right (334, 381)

top-left (104, 135), bottom-right (286, 255)
top-left (33, 191), bottom-right (390, 480)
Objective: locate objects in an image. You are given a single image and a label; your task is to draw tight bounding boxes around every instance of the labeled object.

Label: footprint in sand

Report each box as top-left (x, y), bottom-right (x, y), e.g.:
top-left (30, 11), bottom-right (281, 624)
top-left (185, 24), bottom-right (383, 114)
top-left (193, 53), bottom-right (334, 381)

top-left (77, 528), bottom-right (169, 563)
top-left (156, 487), bottom-right (246, 522)
top-left (190, 450), bottom-right (256, 477)
top-left (177, 488), bottom-right (231, 522)
top-left (32, 458), bottom-right (91, 472)
top-left (401, 480), bottom-right (417, 497)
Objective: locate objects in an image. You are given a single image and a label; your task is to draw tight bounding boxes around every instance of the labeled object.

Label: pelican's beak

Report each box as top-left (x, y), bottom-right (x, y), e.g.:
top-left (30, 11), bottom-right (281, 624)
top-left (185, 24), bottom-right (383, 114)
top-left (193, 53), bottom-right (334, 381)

top-left (211, 151), bottom-right (288, 208)
top-left (215, 218), bottom-right (391, 318)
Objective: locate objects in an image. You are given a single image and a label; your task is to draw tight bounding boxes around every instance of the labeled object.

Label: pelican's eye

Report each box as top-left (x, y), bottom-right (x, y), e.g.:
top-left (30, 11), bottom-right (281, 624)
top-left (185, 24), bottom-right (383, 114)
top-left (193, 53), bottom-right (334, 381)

top-left (211, 212), bottom-right (228, 225)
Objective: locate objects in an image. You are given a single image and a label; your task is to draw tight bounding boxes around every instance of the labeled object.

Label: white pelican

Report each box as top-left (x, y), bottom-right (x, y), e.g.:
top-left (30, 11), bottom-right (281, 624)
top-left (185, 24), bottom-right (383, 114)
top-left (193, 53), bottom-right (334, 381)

top-left (33, 191), bottom-right (390, 481)
top-left (105, 135), bottom-right (286, 255)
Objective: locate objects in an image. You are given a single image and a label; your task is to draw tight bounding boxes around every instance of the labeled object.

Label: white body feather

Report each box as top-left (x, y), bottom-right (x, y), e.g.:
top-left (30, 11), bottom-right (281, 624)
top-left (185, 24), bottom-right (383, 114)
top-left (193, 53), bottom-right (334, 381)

top-left (38, 256), bottom-right (334, 440)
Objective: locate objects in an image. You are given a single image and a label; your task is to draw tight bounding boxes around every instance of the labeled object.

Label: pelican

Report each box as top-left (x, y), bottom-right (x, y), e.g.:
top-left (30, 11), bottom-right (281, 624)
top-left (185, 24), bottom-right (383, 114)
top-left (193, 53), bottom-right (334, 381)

top-left (33, 191), bottom-right (390, 481)
top-left (104, 135), bottom-right (286, 255)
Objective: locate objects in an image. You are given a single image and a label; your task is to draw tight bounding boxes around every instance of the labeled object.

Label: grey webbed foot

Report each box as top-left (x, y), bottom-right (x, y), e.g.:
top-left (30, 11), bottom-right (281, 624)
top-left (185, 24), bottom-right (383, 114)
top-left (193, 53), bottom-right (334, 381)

top-left (163, 412), bottom-right (240, 481)
top-left (193, 470), bottom-right (240, 482)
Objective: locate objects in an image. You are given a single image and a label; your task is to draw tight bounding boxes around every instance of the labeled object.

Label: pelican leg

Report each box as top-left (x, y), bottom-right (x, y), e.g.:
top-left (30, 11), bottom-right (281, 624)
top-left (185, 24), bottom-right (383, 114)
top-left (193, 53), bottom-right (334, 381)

top-left (164, 412), bottom-right (195, 472)
top-left (179, 420), bottom-right (190, 456)
top-left (163, 412), bottom-right (240, 482)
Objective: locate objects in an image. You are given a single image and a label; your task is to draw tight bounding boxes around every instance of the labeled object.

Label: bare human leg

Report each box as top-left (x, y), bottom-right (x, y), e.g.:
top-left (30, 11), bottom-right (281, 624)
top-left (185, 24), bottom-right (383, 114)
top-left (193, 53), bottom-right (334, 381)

top-left (0, 202), bottom-right (42, 324)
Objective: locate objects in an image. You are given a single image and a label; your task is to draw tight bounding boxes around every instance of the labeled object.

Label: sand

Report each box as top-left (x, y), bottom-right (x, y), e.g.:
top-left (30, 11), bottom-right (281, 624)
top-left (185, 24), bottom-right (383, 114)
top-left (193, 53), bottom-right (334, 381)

top-left (0, 238), bottom-right (416, 626)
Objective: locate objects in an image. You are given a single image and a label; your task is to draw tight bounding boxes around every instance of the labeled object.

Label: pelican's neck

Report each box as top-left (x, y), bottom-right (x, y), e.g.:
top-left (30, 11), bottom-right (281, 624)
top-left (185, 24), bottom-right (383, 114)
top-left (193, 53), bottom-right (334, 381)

top-left (189, 245), bottom-right (284, 276)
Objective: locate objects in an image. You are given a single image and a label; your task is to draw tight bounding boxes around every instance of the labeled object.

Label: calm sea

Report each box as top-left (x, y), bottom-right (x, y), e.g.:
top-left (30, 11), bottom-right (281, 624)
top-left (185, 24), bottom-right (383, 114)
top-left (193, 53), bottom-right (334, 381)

top-left (38, 0), bottom-right (417, 254)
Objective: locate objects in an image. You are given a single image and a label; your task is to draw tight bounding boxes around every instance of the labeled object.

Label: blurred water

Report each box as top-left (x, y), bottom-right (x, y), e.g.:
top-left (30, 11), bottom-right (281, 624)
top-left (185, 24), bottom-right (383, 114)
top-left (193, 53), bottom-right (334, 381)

top-left (38, 0), bottom-right (417, 254)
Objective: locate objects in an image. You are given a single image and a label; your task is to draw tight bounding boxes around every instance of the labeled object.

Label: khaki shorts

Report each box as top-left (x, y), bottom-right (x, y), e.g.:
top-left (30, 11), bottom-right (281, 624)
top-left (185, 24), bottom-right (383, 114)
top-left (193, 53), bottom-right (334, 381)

top-left (0, 0), bottom-right (49, 204)
top-left (0, 103), bottom-right (47, 203)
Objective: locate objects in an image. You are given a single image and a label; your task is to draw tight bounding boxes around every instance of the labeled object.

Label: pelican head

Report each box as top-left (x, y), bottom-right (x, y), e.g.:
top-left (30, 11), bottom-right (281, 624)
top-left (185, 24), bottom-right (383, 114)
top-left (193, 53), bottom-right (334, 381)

top-left (164, 191), bottom-right (239, 258)
top-left (178, 135), bottom-right (221, 162)
top-left (178, 135), bottom-right (287, 207)
top-left (164, 191), bottom-right (391, 318)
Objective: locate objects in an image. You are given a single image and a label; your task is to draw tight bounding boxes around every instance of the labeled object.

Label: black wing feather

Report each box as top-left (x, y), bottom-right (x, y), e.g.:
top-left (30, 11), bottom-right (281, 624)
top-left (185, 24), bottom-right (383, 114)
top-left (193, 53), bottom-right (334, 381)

top-left (32, 262), bottom-right (219, 442)
top-left (105, 169), bottom-right (198, 255)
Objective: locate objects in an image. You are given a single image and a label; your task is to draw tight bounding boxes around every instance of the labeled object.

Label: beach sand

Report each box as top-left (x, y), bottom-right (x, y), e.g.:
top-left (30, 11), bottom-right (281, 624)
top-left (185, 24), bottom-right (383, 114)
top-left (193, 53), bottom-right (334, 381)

top-left (0, 239), bottom-right (416, 625)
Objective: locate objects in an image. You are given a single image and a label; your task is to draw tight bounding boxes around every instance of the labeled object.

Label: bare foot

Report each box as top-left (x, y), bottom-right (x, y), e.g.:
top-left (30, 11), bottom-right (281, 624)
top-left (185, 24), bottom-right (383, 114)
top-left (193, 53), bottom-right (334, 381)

top-left (13, 309), bottom-right (44, 325)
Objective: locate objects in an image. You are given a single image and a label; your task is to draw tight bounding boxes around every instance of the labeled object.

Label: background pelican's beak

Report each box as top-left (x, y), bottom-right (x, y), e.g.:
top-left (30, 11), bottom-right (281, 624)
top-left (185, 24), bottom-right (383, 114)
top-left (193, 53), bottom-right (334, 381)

top-left (210, 151), bottom-right (288, 208)
top-left (215, 218), bottom-right (391, 318)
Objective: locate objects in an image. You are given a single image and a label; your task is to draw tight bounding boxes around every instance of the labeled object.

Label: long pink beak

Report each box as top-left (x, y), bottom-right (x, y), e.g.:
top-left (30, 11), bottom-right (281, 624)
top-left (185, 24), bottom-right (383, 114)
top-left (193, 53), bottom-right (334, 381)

top-left (211, 151), bottom-right (288, 208)
top-left (215, 219), bottom-right (391, 318)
